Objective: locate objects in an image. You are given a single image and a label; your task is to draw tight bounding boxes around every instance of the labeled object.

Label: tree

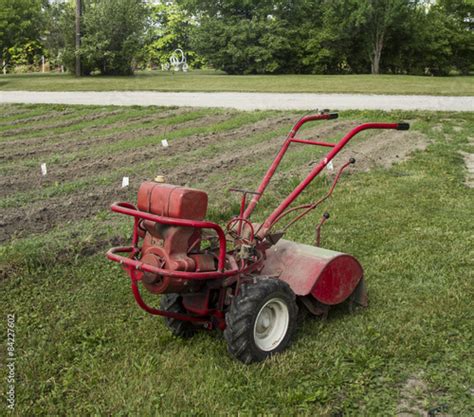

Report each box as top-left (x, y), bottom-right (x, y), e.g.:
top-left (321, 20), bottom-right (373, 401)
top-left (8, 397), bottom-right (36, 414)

top-left (192, 16), bottom-right (297, 74)
top-left (302, 0), bottom-right (368, 74)
top-left (3, 0), bottom-right (468, 76)
top-left (43, 0), bottom-right (75, 69)
top-left (438, 0), bottom-right (474, 74)
top-left (0, 0), bottom-right (44, 70)
top-left (71, 0), bottom-right (147, 75)
top-left (183, 0), bottom-right (305, 74)
top-left (384, 0), bottom-right (474, 76)
top-left (357, 0), bottom-right (413, 74)
top-left (143, 1), bottom-right (202, 69)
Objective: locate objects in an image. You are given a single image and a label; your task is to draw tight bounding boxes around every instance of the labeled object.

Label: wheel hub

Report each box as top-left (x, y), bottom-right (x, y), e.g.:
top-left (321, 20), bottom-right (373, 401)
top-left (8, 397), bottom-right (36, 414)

top-left (253, 298), bottom-right (289, 351)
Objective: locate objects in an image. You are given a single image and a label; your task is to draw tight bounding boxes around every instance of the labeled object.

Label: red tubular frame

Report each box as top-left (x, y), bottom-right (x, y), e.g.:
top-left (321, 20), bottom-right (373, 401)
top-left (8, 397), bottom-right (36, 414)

top-left (276, 159), bottom-right (353, 232)
top-left (107, 246), bottom-right (241, 279)
top-left (129, 270), bottom-right (207, 323)
top-left (107, 113), bottom-right (408, 323)
top-left (110, 202), bottom-right (228, 272)
top-left (243, 113), bottom-right (337, 218)
top-left (244, 118), bottom-right (405, 235)
top-left (107, 203), bottom-right (265, 277)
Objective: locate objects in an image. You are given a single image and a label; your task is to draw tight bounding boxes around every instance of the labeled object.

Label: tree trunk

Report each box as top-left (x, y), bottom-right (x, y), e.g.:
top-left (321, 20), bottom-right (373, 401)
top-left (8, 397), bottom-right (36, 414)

top-left (370, 30), bottom-right (384, 74)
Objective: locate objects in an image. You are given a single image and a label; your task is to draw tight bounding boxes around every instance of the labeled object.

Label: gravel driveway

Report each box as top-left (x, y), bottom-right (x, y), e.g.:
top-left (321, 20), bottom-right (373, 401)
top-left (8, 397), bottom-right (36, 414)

top-left (1, 90), bottom-right (472, 111)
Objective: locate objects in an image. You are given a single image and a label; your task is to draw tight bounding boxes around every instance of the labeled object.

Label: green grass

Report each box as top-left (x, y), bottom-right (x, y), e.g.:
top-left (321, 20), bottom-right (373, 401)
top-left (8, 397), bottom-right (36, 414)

top-left (1, 70), bottom-right (473, 96)
top-left (0, 105), bottom-right (473, 416)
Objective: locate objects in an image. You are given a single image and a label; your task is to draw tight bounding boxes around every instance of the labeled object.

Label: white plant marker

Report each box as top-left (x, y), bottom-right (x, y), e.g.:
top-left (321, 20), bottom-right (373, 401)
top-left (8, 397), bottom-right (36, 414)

top-left (161, 139), bottom-right (169, 148)
top-left (327, 160), bottom-right (334, 171)
top-left (122, 176), bottom-right (129, 188)
top-left (40, 163), bottom-right (47, 176)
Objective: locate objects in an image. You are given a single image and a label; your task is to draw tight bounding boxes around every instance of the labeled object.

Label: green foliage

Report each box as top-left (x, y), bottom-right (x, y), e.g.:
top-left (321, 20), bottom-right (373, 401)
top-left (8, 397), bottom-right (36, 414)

top-left (383, 1), bottom-right (474, 76)
top-left (185, 0), bottom-right (309, 74)
top-left (1, 0), bottom-right (473, 76)
top-left (75, 0), bottom-right (147, 75)
top-left (191, 16), bottom-right (297, 74)
top-left (6, 40), bottom-right (43, 69)
top-left (42, 0), bottom-right (75, 69)
top-left (358, 0), bottom-right (413, 74)
top-left (0, 0), bottom-right (43, 69)
top-left (441, 0), bottom-right (474, 75)
top-left (142, 1), bottom-right (202, 69)
top-left (302, 0), bottom-right (368, 74)
top-left (181, 0), bottom-right (474, 75)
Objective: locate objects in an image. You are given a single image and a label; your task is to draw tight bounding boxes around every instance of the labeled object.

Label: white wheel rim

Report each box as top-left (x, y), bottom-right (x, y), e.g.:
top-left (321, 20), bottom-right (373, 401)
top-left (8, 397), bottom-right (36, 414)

top-left (253, 298), bottom-right (289, 352)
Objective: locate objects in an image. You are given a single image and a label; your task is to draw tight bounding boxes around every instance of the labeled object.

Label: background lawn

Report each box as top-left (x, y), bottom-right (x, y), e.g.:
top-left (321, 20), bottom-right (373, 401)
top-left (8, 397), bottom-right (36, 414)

top-left (0, 70), bottom-right (473, 96)
top-left (0, 104), bottom-right (473, 416)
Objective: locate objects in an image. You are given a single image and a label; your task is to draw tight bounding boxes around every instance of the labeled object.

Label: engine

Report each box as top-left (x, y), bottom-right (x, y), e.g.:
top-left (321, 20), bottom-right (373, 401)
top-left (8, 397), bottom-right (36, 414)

top-left (136, 182), bottom-right (216, 294)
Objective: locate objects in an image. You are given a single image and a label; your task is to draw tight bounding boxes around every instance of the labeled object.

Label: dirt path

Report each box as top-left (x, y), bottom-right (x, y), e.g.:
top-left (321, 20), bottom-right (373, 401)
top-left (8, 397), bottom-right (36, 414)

top-left (1, 91), bottom-right (473, 111)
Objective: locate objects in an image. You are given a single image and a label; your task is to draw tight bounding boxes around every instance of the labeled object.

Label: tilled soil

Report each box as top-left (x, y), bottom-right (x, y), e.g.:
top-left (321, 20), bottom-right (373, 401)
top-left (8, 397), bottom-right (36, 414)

top-left (0, 109), bottom-right (75, 127)
top-left (0, 109), bottom-right (116, 137)
top-left (1, 110), bottom-right (295, 242)
top-left (0, 111), bottom-right (232, 195)
top-left (327, 128), bottom-right (429, 173)
top-left (0, 107), bottom-right (188, 155)
top-left (0, 107), bottom-right (428, 243)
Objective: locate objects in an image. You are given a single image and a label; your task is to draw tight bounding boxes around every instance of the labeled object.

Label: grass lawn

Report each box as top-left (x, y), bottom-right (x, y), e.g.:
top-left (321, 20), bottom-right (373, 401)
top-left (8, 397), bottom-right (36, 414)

top-left (0, 70), bottom-right (473, 96)
top-left (0, 104), bottom-right (473, 415)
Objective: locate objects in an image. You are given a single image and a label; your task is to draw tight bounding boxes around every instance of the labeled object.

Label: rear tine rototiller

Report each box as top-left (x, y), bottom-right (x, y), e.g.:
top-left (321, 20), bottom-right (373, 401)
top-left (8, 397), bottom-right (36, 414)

top-left (107, 112), bottom-right (409, 364)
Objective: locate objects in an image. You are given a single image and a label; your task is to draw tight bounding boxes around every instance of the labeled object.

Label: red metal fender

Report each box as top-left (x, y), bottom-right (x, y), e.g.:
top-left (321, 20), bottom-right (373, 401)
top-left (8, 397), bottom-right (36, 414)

top-left (261, 239), bottom-right (366, 306)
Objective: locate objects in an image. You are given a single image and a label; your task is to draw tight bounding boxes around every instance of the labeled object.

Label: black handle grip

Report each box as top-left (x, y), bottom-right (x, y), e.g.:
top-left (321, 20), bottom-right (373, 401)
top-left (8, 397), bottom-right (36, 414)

top-left (396, 123), bottom-right (410, 131)
top-left (318, 110), bottom-right (338, 119)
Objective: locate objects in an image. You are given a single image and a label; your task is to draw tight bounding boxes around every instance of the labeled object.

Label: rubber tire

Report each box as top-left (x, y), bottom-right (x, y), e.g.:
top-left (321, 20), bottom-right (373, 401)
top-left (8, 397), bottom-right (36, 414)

top-left (159, 293), bottom-right (196, 338)
top-left (224, 277), bottom-right (298, 364)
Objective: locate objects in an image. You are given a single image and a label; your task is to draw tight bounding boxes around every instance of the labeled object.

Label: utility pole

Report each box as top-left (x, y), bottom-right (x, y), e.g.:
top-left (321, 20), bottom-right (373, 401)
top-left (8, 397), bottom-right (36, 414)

top-left (75, 0), bottom-right (81, 76)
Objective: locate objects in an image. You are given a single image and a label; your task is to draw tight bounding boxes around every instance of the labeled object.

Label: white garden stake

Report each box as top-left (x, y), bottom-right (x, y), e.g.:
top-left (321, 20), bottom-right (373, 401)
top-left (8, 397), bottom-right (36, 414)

top-left (40, 163), bottom-right (47, 176)
top-left (122, 177), bottom-right (129, 188)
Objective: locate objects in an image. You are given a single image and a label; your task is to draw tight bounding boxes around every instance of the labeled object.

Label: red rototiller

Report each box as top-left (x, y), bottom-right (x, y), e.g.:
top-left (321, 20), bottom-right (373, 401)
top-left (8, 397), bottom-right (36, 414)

top-left (107, 112), bottom-right (409, 363)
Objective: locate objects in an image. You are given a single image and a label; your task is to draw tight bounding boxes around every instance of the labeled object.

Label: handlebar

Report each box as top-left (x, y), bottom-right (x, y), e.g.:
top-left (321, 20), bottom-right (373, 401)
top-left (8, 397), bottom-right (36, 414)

top-left (243, 112), bottom-right (339, 218)
top-left (397, 123), bottom-right (410, 130)
top-left (289, 112), bottom-right (339, 137)
top-left (259, 121), bottom-right (410, 234)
